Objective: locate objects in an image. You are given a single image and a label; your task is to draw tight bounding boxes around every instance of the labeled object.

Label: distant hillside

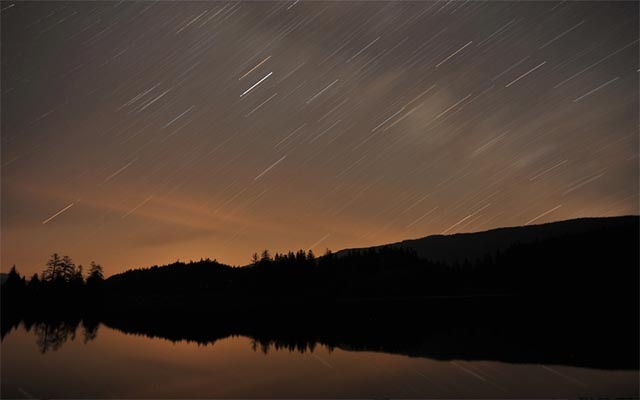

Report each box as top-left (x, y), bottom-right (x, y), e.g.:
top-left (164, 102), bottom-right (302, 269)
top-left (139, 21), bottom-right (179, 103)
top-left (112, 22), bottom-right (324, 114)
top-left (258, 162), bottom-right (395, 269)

top-left (91, 213), bottom-right (639, 315)
top-left (336, 216), bottom-right (639, 263)
top-left (0, 273), bottom-right (7, 286)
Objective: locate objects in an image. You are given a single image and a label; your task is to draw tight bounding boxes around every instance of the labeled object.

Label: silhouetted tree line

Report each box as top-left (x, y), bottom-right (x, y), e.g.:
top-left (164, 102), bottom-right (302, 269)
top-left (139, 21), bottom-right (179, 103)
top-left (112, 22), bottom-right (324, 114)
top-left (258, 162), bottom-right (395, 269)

top-left (103, 219), bottom-right (637, 313)
top-left (2, 219), bottom-right (638, 318)
top-left (1, 254), bottom-right (104, 319)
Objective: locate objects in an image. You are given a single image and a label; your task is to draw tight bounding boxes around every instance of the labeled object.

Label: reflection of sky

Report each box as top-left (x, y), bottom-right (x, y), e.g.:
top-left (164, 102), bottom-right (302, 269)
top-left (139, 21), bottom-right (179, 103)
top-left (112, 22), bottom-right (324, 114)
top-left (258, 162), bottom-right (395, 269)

top-left (2, 2), bottom-right (638, 274)
top-left (1, 324), bottom-right (637, 398)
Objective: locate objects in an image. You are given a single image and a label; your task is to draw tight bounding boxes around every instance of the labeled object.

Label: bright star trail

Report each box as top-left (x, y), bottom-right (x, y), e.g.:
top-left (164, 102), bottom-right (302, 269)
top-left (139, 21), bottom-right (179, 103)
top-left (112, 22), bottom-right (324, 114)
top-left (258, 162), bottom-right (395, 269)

top-left (1, 1), bottom-right (638, 275)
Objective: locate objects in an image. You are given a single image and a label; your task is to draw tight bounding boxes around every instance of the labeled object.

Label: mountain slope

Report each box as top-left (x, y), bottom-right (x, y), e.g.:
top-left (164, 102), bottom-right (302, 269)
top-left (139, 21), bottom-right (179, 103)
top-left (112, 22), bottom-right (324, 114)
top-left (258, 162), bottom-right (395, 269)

top-left (336, 215), bottom-right (639, 263)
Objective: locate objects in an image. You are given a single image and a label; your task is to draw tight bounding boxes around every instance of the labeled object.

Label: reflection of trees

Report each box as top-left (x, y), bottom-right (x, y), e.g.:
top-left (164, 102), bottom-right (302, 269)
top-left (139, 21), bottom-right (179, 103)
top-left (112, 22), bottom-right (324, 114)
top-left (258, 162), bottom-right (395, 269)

top-left (34, 319), bottom-right (99, 353)
top-left (82, 319), bottom-right (100, 344)
top-left (249, 337), bottom-right (323, 355)
top-left (35, 321), bottom-right (78, 353)
top-left (1, 315), bottom-right (21, 341)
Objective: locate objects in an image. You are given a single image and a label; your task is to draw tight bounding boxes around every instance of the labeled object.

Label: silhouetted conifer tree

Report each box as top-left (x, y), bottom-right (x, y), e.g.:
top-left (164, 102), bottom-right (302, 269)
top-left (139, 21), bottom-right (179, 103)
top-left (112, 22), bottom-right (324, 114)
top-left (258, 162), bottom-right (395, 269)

top-left (260, 249), bottom-right (272, 263)
top-left (43, 253), bottom-right (63, 283)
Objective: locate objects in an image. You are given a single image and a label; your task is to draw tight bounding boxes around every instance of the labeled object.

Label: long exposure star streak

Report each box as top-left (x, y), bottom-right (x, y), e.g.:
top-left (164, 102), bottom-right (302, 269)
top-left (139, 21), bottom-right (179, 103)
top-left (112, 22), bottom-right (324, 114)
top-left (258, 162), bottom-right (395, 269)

top-left (1, 1), bottom-right (638, 275)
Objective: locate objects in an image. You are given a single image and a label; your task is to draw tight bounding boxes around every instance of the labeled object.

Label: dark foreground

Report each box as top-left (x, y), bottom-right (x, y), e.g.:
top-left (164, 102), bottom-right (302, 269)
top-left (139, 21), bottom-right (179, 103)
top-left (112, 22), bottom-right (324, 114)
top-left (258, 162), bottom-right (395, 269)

top-left (3, 293), bottom-right (638, 371)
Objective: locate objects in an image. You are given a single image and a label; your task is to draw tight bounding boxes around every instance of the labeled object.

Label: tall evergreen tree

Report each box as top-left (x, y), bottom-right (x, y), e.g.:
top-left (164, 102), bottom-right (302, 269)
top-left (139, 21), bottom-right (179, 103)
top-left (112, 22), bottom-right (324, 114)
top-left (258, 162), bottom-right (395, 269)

top-left (87, 261), bottom-right (104, 283)
top-left (61, 256), bottom-right (76, 283)
top-left (44, 253), bottom-right (63, 282)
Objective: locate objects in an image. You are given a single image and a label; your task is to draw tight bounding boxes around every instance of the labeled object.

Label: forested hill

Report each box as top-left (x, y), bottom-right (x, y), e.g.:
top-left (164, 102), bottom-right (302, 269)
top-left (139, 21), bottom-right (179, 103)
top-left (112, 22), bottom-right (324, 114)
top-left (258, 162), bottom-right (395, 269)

top-left (336, 215), bottom-right (639, 263)
top-left (96, 215), bottom-right (639, 307)
top-left (3, 215), bottom-right (638, 315)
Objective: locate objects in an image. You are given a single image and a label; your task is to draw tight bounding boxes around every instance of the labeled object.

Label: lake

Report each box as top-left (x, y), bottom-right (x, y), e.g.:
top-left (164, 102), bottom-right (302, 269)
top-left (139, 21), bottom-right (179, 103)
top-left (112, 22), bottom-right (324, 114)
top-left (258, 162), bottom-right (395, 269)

top-left (1, 321), bottom-right (638, 398)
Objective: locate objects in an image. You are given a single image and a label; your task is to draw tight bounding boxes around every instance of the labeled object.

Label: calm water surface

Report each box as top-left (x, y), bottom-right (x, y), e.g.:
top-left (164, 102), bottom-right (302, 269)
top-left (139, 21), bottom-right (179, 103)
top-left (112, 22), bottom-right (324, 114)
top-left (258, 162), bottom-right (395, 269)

top-left (1, 323), bottom-right (637, 398)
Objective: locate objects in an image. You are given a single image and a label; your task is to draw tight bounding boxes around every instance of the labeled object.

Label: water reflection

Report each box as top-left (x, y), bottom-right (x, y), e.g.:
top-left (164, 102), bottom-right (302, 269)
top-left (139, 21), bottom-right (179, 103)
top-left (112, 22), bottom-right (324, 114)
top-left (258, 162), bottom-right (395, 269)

top-left (34, 320), bottom-right (79, 354)
top-left (1, 321), bottom-right (638, 399)
top-left (4, 311), bottom-right (637, 370)
top-left (2, 296), bottom-right (638, 398)
top-left (6, 318), bottom-right (100, 354)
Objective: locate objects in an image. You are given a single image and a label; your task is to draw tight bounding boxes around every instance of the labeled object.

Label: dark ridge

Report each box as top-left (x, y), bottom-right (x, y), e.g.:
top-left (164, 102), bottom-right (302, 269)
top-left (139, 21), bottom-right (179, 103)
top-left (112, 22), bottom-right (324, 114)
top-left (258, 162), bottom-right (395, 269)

top-left (336, 215), bottom-right (638, 263)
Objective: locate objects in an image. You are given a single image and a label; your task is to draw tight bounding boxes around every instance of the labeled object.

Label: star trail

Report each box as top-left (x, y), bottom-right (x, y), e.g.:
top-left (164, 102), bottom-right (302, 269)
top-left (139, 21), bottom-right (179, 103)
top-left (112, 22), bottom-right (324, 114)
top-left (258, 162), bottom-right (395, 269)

top-left (1, 1), bottom-right (638, 275)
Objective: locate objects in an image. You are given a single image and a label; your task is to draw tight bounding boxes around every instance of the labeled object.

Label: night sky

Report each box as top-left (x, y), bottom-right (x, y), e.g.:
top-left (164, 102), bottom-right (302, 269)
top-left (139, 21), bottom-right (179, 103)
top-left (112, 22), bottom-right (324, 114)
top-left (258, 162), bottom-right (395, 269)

top-left (2, 1), bottom-right (638, 276)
